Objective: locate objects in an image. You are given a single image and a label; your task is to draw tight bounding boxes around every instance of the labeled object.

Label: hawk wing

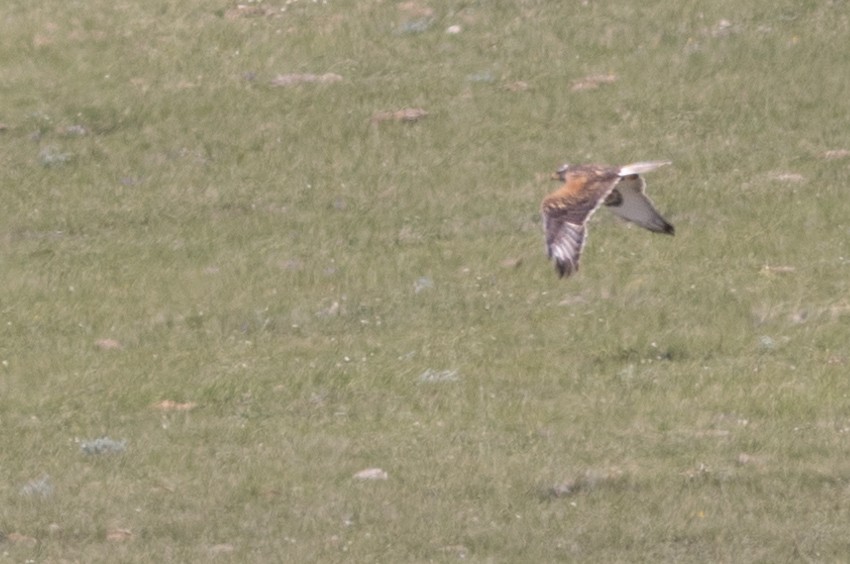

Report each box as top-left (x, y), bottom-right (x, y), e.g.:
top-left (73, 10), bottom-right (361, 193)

top-left (606, 174), bottom-right (675, 235)
top-left (541, 167), bottom-right (620, 277)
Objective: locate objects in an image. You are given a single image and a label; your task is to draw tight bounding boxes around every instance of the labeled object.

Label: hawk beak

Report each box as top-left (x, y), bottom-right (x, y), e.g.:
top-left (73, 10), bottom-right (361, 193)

top-left (551, 164), bottom-right (570, 182)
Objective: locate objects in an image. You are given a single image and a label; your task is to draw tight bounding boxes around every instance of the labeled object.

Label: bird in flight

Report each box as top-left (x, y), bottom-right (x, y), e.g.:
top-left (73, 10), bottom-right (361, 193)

top-left (541, 161), bottom-right (674, 278)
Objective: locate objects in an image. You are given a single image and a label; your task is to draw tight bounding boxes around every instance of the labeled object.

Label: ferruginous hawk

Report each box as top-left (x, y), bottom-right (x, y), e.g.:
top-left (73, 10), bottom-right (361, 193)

top-left (541, 161), bottom-right (674, 278)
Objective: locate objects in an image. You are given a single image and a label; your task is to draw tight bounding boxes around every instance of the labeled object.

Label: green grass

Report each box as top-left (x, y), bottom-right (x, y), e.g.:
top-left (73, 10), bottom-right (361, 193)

top-left (3, 0), bottom-right (850, 561)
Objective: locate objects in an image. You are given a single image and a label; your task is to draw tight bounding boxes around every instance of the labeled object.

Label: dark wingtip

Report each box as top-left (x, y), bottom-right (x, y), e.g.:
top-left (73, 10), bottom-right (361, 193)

top-left (555, 260), bottom-right (577, 278)
top-left (664, 222), bottom-right (675, 236)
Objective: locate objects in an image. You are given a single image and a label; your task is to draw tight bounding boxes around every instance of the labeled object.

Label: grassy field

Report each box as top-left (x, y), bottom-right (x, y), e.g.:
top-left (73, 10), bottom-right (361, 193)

top-left (2, 0), bottom-right (850, 561)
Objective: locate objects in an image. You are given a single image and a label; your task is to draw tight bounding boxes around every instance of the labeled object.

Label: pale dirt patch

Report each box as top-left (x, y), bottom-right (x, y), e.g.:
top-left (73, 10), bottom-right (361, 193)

top-left (570, 74), bottom-right (618, 92)
top-left (370, 108), bottom-right (428, 124)
top-left (106, 528), bottom-right (133, 542)
top-left (271, 73), bottom-right (343, 87)
top-left (546, 467), bottom-right (625, 498)
top-left (225, 4), bottom-right (279, 18)
top-left (822, 149), bottom-right (850, 159)
top-left (210, 543), bottom-right (236, 554)
top-left (95, 338), bottom-right (123, 350)
top-left (353, 468), bottom-right (388, 480)
top-left (6, 532), bottom-right (37, 546)
top-left (397, 1), bottom-right (434, 18)
top-left (761, 264), bottom-right (796, 274)
top-left (773, 172), bottom-right (805, 183)
top-left (152, 400), bottom-right (198, 411)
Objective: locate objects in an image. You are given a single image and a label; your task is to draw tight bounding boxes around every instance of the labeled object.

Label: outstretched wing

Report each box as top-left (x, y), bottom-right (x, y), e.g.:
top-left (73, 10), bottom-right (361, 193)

top-left (606, 174), bottom-right (675, 235)
top-left (542, 210), bottom-right (586, 278)
top-left (541, 168), bottom-right (619, 277)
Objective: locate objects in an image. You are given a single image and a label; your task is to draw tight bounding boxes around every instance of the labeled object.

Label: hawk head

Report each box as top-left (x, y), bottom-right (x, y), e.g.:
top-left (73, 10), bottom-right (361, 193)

top-left (551, 163), bottom-right (571, 182)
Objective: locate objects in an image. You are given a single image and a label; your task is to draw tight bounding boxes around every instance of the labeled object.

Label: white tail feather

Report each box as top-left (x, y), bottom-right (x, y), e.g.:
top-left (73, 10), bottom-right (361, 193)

top-left (617, 161), bottom-right (672, 176)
